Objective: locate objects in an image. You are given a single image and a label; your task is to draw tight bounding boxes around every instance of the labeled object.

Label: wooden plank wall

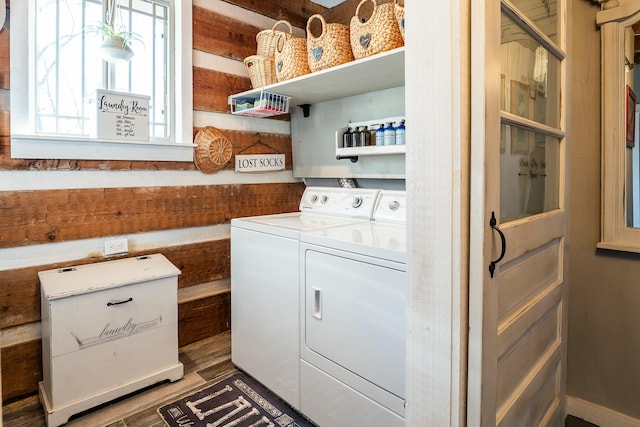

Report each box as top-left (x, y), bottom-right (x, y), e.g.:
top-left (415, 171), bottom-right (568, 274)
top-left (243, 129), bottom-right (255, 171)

top-left (0, 0), bottom-right (321, 404)
top-left (0, 0), bottom-right (397, 405)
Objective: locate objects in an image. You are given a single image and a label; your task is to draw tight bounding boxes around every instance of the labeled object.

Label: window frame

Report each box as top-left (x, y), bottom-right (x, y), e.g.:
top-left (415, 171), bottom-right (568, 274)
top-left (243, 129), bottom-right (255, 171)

top-left (597, 3), bottom-right (640, 253)
top-left (10, 0), bottom-right (194, 162)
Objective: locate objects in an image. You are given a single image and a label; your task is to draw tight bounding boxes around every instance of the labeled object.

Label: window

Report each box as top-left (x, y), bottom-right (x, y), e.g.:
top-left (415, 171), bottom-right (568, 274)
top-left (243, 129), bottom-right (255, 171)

top-left (499, 4), bottom-right (565, 223)
top-left (599, 3), bottom-right (640, 252)
top-left (11, 0), bottom-right (193, 161)
top-left (37, 0), bottom-right (169, 139)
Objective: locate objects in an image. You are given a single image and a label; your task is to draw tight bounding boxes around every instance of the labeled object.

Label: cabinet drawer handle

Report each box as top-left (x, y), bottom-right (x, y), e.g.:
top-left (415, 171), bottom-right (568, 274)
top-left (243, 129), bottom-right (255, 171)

top-left (107, 297), bottom-right (133, 307)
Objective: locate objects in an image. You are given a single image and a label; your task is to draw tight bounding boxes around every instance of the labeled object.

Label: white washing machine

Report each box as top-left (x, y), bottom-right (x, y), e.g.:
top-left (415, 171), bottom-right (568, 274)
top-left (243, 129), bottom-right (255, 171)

top-left (230, 186), bottom-right (380, 410)
top-left (298, 190), bottom-right (407, 427)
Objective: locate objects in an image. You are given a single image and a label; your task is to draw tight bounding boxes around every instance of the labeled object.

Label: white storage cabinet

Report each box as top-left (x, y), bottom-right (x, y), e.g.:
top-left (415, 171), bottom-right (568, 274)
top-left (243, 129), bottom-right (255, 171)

top-left (38, 254), bottom-right (184, 427)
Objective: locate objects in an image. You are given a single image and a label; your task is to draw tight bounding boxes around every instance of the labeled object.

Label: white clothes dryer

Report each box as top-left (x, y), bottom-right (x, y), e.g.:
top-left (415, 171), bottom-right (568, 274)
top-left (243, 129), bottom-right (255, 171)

top-left (230, 187), bottom-right (380, 410)
top-left (298, 191), bottom-right (407, 427)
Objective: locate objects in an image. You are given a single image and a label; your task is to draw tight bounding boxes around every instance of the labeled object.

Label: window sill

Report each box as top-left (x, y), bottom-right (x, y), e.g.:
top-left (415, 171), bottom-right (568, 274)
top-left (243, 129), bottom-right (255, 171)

top-left (11, 135), bottom-right (195, 162)
top-left (597, 240), bottom-right (640, 254)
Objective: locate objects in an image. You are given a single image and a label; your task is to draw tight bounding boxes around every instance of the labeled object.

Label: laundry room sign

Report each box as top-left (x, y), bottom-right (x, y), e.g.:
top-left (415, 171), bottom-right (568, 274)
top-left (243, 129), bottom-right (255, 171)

top-left (95, 89), bottom-right (150, 141)
top-left (235, 154), bottom-right (285, 173)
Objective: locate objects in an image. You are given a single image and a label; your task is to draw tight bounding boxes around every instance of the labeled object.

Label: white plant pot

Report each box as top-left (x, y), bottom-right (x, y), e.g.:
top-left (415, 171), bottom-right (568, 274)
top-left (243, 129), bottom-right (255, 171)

top-left (101, 36), bottom-right (134, 63)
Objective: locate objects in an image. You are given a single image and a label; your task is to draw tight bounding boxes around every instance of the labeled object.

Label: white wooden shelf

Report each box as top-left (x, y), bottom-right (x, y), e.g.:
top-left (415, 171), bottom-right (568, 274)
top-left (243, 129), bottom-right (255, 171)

top-left (336, 144), bottom-right (406, 159)
top-left (335, 116), bottom-right (406, 160)
top-left (228, 47), bottom-right (405, 109)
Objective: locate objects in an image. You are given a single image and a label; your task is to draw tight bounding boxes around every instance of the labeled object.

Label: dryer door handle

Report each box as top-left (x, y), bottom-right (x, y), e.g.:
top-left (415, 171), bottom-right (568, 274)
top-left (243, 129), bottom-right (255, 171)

top-left (312, 288), bottom-right (322, 320)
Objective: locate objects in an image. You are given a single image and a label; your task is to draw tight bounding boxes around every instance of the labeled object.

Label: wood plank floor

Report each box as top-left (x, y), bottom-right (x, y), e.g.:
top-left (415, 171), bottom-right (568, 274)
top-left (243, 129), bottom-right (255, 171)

top-left (3, 331), bottom-right (600, 427)
top-left (2, 331), bottom-right (236, 427)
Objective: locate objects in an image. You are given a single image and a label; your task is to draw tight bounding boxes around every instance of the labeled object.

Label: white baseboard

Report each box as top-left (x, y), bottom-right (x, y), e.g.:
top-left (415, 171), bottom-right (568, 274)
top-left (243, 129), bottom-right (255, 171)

top-left (566, 395), bottom-right (640, 427)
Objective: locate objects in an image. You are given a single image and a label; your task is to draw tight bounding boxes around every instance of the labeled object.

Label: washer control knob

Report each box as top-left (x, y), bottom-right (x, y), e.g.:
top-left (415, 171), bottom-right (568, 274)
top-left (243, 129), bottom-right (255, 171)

top-left (310, 194), bottom-right (319, 204)
top-left (352, 196), bottom-right (363, 208)
top-left (389, 200), bottom-right (400, 211)
top-left (321, 195), bottom-right (328, 204)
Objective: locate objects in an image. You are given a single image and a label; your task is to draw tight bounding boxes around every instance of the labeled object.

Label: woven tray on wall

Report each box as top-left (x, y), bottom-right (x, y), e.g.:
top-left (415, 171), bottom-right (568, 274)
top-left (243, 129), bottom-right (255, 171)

top-left (193, 126), bottom-right (233, 174)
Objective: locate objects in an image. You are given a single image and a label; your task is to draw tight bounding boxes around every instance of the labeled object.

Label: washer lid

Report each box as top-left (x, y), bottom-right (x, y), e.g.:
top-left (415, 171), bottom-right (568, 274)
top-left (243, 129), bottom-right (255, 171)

top-left (231, 211), bottom-right (362, 238)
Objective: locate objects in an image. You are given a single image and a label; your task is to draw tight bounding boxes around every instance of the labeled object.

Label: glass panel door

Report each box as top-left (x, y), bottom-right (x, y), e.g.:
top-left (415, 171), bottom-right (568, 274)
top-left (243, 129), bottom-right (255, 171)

top-left (500, 7), bottom-right (564, 222)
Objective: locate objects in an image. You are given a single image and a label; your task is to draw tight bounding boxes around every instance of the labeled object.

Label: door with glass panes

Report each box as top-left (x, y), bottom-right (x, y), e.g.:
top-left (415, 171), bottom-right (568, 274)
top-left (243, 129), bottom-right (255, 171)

top-left (468, 0), bottom-right (568, 425)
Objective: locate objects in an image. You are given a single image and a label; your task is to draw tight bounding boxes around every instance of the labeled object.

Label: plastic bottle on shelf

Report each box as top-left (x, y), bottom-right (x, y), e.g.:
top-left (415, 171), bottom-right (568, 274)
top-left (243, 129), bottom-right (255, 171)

top-left (395, 120), bottom-right (406, 145)
top-left (376, 124), bottom-right (385, 146)
top-left (359, 126), bottom-right (370, 146)
top-left (343, 127), bottom-right (353, 147)
top-left (384, 122), bottom-right (396, 145)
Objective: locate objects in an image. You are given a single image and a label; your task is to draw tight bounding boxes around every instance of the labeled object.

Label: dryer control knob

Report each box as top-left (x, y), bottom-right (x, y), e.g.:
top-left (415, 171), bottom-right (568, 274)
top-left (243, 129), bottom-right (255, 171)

top-left (352, 197), bottom-right (363, 208)
top-left (321, 195), bottom-right (328, 204)
top-left (389, 200), bottom-right (400, 211)
top-left (310, 194), bottom-right (319, 204)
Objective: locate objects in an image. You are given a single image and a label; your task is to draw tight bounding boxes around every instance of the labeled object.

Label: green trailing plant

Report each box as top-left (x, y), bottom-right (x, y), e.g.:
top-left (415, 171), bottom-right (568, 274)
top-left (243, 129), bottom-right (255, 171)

top-left (84, 0), bottom-right (144, 52)
top-left (84, 20), bottom-right (144, 49)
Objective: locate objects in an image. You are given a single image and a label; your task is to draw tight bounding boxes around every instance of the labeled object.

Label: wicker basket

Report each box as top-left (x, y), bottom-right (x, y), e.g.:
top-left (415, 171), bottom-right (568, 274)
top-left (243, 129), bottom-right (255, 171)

top-left (193, 126), bottom-right (233, 174)
top-left (394, 1), bottom-right (405, 41)
top-left (275, 33), bottom-right (311, 82)
top-left (256, 20), bottom-right (293, 57)
top-left (244, 55), bottom-right (277, 88)
top-left (350, 0), bottom-right (404, 60)
top-left (306, 14), bottom-right (354, 73)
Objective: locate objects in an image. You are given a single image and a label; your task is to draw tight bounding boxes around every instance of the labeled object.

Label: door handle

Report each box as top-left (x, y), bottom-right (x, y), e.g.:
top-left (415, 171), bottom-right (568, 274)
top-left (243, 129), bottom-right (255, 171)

top-left (489, 211), bottom-right (506, 278)
top-left (312, 288), bottom-right (322, 320)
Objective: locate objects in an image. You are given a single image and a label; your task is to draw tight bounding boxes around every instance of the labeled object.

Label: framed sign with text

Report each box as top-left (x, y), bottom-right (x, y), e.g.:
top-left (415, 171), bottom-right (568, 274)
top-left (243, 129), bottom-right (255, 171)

top-left (96, 89), bottom-right (150, 142)
top-left (235, 154), bottom-right (285, 173)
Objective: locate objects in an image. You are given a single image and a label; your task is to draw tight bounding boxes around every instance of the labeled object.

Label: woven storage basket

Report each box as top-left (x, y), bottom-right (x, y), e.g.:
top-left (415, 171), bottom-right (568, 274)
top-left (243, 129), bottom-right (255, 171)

top-left (394, 1), bottom-right (405, 41)
top-left (350, 0), bottom-right (404, 60)
top-left (244, 55), bottom-right (277, 88)
top-left (306, 14), bottom-right (354, 73)
top-left (256, 20), bottom-right (293, 57)
top-left (275, 33), bottom-right (311, 82)
top-left (193, 126), bottom-right (233, 174)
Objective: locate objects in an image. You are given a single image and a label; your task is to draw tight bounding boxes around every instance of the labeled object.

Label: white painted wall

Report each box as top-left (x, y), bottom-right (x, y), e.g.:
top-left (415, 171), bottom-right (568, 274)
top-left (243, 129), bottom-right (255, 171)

top-left (405, 0), bottom-right (468, 425)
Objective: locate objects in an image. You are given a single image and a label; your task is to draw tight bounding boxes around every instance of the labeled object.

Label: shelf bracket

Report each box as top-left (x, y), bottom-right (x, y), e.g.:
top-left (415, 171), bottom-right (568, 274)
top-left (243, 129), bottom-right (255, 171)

top-left (336, 155), bottom-right (359, 163)
top-left (300, 104), bottom-right (311, 118)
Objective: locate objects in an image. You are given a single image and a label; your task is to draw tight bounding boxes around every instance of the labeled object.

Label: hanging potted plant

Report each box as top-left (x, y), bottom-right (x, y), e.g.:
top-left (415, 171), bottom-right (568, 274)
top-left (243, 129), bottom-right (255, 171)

top-left (84, 0), bottom-right (143, 63)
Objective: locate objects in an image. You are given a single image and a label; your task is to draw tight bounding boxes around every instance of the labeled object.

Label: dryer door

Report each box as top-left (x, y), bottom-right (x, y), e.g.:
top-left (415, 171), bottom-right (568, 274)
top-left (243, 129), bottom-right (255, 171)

top-left (302, 246), bottom-right (406, 399)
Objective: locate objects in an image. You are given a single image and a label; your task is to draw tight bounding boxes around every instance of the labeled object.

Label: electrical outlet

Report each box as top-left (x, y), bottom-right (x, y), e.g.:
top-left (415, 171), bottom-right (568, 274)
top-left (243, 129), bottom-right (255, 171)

top-left (104, 237), bottom-right (128, 256)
